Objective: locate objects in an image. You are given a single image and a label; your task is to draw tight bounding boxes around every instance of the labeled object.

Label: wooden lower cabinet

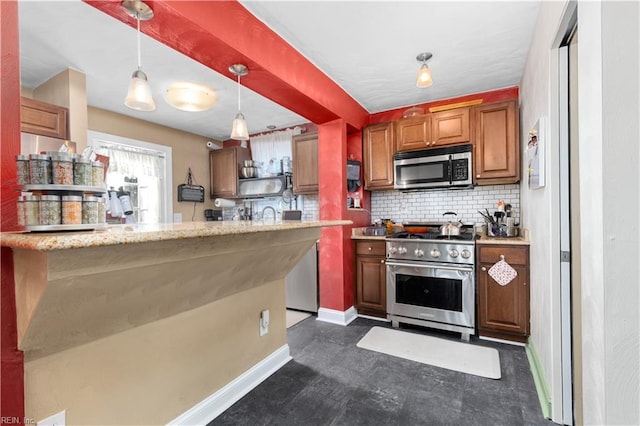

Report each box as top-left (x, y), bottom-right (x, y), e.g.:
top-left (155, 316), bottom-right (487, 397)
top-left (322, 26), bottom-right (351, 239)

top-left (477, 244), bottom-right (530, 343)
top-left (354, 240), bottom-right (387, 317)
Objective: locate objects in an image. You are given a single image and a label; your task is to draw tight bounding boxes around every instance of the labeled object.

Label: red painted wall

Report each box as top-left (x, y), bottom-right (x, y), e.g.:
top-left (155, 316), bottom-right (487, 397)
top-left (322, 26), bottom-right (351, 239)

top-left (1, 0), bottom-right (25, 421)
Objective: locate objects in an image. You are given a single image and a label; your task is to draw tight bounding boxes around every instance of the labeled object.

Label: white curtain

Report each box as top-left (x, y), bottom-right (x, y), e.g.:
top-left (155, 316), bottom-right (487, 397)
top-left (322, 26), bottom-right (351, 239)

top-left (104, 146), bottom-right (164, 224)
top-left (250, 127), bottom-right (303, 174)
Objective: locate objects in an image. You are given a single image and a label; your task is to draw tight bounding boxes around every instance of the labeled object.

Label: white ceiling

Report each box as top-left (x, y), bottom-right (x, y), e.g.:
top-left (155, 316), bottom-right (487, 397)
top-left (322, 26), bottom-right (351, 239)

top-left (18, 0), bottom-right (540, 141)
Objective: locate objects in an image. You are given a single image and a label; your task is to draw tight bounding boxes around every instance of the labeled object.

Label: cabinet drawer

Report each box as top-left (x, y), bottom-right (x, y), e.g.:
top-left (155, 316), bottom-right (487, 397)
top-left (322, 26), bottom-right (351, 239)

top-left (478, 245), bottom-right (528, 265)
top-left (356, 241), bottom-right (386, 256)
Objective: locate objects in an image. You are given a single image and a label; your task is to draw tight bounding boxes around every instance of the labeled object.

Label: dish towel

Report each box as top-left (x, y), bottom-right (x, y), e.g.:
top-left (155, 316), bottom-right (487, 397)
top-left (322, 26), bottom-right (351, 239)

top-left (488, 260), bottom-right (518, 286)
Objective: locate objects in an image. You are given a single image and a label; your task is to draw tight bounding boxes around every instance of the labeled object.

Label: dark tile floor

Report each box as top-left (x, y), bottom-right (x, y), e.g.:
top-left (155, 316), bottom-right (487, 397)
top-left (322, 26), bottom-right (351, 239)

top-left (210, 317), bottom-right (550, 426)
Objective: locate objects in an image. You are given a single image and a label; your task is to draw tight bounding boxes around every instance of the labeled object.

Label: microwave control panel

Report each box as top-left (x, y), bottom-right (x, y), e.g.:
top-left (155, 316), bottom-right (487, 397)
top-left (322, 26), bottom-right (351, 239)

top-left (451, 159), bottom-right (469, 181)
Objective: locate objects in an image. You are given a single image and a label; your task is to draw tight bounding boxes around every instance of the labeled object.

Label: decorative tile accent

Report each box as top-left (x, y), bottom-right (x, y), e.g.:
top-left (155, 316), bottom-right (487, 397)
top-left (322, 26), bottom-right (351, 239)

top-left (371, 184), bottom-right (520, 225)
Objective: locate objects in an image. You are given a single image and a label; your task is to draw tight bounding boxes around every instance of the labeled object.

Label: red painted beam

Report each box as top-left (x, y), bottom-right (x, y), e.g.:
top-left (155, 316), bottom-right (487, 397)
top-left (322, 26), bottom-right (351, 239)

top-left (84, 0), bottom-right (369, 131)
top-left (1, 0), bottom-right (25, 421)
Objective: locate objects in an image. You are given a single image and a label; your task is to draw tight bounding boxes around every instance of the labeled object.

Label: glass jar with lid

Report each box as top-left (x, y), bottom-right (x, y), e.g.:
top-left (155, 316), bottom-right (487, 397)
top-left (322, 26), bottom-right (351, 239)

top-left (50, 152), bottom-right (74, 185)
top-left (74, 157), bottom-right (92, 186)
top-left (96, 196), bottom-right (107, 224)
top-left (29, 154), bottom-right (51, 184)
top-left (23, 195), bottom-right (40, 226)
top-left (39, 195), bottom-right (61, 225)
top-left (61, 195), bottom-right (82, 224)
top-left (82, 196), bottom-right (99, 224)
top-left (16, 155), bottom-right (30, 186)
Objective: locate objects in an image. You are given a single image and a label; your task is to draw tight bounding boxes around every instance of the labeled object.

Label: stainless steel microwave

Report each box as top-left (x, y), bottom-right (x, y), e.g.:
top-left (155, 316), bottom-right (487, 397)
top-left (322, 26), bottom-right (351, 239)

top-left (393, 144), bottom-right (473, 190)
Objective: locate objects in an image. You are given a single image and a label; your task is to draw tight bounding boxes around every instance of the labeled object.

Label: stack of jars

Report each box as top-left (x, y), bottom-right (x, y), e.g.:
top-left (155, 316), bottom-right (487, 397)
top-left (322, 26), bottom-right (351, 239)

top-left (16, 152), bottom-right (104, 187)
top-left (17, 194), bottom-right (107, 227)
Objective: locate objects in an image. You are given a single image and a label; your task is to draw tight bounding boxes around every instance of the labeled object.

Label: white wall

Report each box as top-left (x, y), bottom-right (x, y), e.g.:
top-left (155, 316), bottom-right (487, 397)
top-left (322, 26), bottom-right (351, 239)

top-left (520, 0), bottom-right (640, 424)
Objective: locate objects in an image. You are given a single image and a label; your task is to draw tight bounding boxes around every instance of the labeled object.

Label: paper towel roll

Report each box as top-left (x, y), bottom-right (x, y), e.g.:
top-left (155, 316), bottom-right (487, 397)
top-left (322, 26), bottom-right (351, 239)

top-left (206, 141), bottom-right (220, 150)
top-left (214, 198), bottom-right (236, 208)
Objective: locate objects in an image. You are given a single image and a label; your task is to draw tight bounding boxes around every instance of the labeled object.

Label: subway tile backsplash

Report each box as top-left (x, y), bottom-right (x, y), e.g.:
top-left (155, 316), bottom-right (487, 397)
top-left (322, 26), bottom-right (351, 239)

top-left (371, 184), bottom-right (520, 225)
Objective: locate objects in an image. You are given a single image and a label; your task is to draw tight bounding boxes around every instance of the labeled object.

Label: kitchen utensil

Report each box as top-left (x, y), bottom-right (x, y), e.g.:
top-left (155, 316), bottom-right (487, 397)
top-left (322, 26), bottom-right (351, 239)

top-left (439, 211), bottom-right (463, 237)
top-left (240, 166), bottom-right (257, 178)
top-left (403, 224), bottom-right (430, 234)
top-left (243, 160), bottom-right (260, 168)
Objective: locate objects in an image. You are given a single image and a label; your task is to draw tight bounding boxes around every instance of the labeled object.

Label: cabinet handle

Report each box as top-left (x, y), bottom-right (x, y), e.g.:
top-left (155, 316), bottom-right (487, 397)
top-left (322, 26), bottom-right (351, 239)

top-left (368, 247), bottom-right (372, 251)
top-left (481, 266), bottom-right (487, 271)
top-left (524, 282), bottom-right (527, 286)
top-left (476, 174), bottom-right (481, 178)
top-left (380, 259), bottom-right (385, 264)
top-left (500, 255), bottom-right (505, 261)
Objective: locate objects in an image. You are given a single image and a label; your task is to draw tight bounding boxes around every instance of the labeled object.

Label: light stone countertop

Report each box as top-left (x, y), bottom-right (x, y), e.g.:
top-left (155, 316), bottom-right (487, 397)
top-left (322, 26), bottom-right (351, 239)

top-left (476, 231), bottom-right (530, 246)
top-left (0, 220), bottom-right (351, 251)
top-left (351, 226), bottom-right (386, 241)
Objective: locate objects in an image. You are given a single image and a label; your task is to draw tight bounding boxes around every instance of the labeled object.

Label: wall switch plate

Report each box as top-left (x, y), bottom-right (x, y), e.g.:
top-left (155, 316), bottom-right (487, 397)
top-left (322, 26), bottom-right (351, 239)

top-left (173, 213), bottom-right (182, 223)
top-left (259, 309), bottom-right (269, 336)
top-left (38, 410), bottom-right (66, 426)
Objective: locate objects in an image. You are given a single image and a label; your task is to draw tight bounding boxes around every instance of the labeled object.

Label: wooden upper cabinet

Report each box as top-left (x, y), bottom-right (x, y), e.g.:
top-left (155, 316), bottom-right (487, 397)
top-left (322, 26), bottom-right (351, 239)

top-left (20, 96), bottom-right (68, 139)
top-left (472, 100), bottom-right (520, 185)
top-left (431, 107), bottom-right (470, 146)
top-left (363, 122), bottom-right (395, 190)
top-left (209, 147), bottom-right (251, 198)
top-left (396, 114), bottom-right (432, 152)
top-left (292, 132), bottom-right (318, 194)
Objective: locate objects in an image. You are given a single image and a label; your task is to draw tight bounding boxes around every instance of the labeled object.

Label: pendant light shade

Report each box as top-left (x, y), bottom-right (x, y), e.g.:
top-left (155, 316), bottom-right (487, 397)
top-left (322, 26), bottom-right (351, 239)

top-left (125, 69), bottom-right (155, 111)
top-left (231, 112), bottom-right (249, 140)
top-left (229, 64), bottom-right (249, 141)
top-left (123, 1), bottom-right (156, 111)
top-left (416, 52), bottom-right (433, 88)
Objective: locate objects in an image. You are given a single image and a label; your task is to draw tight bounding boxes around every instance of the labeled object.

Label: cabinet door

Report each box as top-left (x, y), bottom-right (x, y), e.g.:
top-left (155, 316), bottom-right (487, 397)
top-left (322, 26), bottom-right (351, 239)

top-left (473, 100), bottom-right (519, 185)
top-left (20, 97), bottom-right (68, 139)
top-left (477, 244), bottom-right (530, 341)
top-left (355, 255), bottom-right (387, 316)
top-left (209, 148), bottom-right (250, 198)
top-left (363, 122), bottom-right (395, 190)
top-left (292, 133), bottom-right (318, 194)
top-left (396, 114), bottom-right (432, 151)
top-left (431, 107), bottom-right (470, 146)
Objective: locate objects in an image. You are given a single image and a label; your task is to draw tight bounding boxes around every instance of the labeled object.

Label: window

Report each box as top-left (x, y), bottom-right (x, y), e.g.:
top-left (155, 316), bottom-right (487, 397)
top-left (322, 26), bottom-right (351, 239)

top-left (88, 131), bottom-right (172, 224)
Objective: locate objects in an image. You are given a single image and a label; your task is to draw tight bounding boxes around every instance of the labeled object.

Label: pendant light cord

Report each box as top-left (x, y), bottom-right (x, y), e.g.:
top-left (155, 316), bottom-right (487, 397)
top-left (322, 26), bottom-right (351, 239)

top-left (237, 74), bottom-right (241, 112)
top-left (136, 14), bottom-right (142, 70)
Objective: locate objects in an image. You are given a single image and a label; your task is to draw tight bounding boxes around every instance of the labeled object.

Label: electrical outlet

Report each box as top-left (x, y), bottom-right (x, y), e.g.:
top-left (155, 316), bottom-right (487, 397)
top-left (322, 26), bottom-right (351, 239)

top-left (259, 309), bottom-right (269, 336)
top-left (37, 410), bottom-right (66, 426)
top-left (173, 213), bottom-right (182, 223)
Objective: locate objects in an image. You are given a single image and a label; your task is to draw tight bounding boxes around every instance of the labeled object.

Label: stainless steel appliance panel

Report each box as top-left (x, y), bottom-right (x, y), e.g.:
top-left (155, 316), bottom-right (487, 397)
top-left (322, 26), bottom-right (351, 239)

top-left (285, 242), bottom-right (318, 312)
top-left (21, 132), bottom-right (76, 155)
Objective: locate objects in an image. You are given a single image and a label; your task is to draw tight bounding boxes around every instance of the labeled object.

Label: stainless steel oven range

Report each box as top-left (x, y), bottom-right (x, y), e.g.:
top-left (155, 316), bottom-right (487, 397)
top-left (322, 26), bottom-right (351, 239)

top-left (386, 228), bottom-right (476, 341)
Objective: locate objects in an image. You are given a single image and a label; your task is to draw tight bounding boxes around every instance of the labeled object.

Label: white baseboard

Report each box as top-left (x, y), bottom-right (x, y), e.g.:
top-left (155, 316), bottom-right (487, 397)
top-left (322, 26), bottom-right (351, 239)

top-left (166, 345), bottom-right (291, 426)
top-left (479, 335), bottom-right (526, 347)
top-left (316, 306), bottom-right (358, 326)
top-left (357, 314), bottom-right (391, 322)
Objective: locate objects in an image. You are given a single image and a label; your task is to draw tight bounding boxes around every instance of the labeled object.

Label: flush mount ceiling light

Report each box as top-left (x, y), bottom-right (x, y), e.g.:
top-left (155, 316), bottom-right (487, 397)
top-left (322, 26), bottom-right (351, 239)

top-left (416, 52), bottom-right (433, 88)
top-left (229, 64), bottom-right (249, 141)
top-left (122, 0), bottom-right (156, 111)
top-left (166, 82), bottom-right (218, 112)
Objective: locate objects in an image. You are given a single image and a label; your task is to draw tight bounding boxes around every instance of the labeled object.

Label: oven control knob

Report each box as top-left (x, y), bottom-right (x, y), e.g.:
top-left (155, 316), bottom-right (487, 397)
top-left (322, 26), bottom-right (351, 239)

top-left (388, 246), bottom-right (397, 255)
top-left (430, 249), bottom-right (441, 258)
top-left (414, 249), bottom-right (424, 257)
top-left (461, 249), bottom-right (472, 259)
top-left (398, 246), bottom-right (408, 255)
top-left (449, 249), bottom-right (459, 258)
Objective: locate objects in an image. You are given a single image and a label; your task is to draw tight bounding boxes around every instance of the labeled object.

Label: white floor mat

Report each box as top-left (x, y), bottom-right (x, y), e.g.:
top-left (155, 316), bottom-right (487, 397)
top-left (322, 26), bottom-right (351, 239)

top-left (357, 326), bottom-right (501, 379)
top-left (286, 310), bottom-right (311, 328)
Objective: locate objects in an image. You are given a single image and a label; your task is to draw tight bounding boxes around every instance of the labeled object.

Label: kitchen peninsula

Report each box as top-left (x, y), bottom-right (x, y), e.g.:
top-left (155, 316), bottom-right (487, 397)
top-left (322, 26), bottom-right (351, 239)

top-left (1, 220), bottom-right (350, 425)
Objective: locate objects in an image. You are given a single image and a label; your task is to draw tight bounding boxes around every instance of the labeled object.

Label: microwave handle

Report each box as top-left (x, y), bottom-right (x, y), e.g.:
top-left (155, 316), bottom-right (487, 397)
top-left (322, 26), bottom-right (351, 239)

top-left (448, 155), bottom-right (453, 184)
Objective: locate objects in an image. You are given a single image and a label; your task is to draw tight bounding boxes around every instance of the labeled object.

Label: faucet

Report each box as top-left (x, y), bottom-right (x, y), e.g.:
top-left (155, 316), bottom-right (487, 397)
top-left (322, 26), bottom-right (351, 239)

top-left (261, 206), bottom-right (276, 222)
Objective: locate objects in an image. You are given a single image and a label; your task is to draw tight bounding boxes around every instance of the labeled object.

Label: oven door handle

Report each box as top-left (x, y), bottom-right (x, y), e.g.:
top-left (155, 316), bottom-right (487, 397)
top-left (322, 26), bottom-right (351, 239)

top-left (385, 260), bottom-right (474, 272)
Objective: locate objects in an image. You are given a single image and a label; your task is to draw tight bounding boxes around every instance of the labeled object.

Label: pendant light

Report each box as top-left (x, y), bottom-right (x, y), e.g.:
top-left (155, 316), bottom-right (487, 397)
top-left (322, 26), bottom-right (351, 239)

top-left (122, 0), bottom-right (156, 111)
top-left (416, 52), bottom-right (433, 88)
top-left (229, 64), bottom-right (249, 141)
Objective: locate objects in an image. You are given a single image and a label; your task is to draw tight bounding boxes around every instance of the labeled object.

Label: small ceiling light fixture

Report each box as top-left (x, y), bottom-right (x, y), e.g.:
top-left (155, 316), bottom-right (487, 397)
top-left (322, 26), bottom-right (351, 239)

top-left (229, 64), bottom-right (249, 141)
top-left (122, 0), bottom-right (156, 111)
top-left (416, 52), bottom-right (433, 88)
top-left (166, 82), bottom-right (218, 112)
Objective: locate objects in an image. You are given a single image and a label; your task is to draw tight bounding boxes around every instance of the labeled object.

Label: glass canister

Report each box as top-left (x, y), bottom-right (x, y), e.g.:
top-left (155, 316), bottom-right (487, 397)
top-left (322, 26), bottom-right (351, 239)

top-left (23, 195), bottom-right (40, 226)
top-left (50, 152), bottom-right (74, 185)
top-left (29, 154), bottom-right (51, 184)
top-left (39, 194), bottom-right (61, 225)
top-left (74, 157), bottom-right (92, 186)
top-left (91, 161), bottom-right (105, 187)
top-left (82, 196), bottom-right (99, 224)
top-left (16, 155), bottom-right (30, 186)
top-left (61, 195), bottom-right (83, 224)
top-left (96, 196), bottom-right (106, 224)
top-left (17, 196), bottom-right (25, 226)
